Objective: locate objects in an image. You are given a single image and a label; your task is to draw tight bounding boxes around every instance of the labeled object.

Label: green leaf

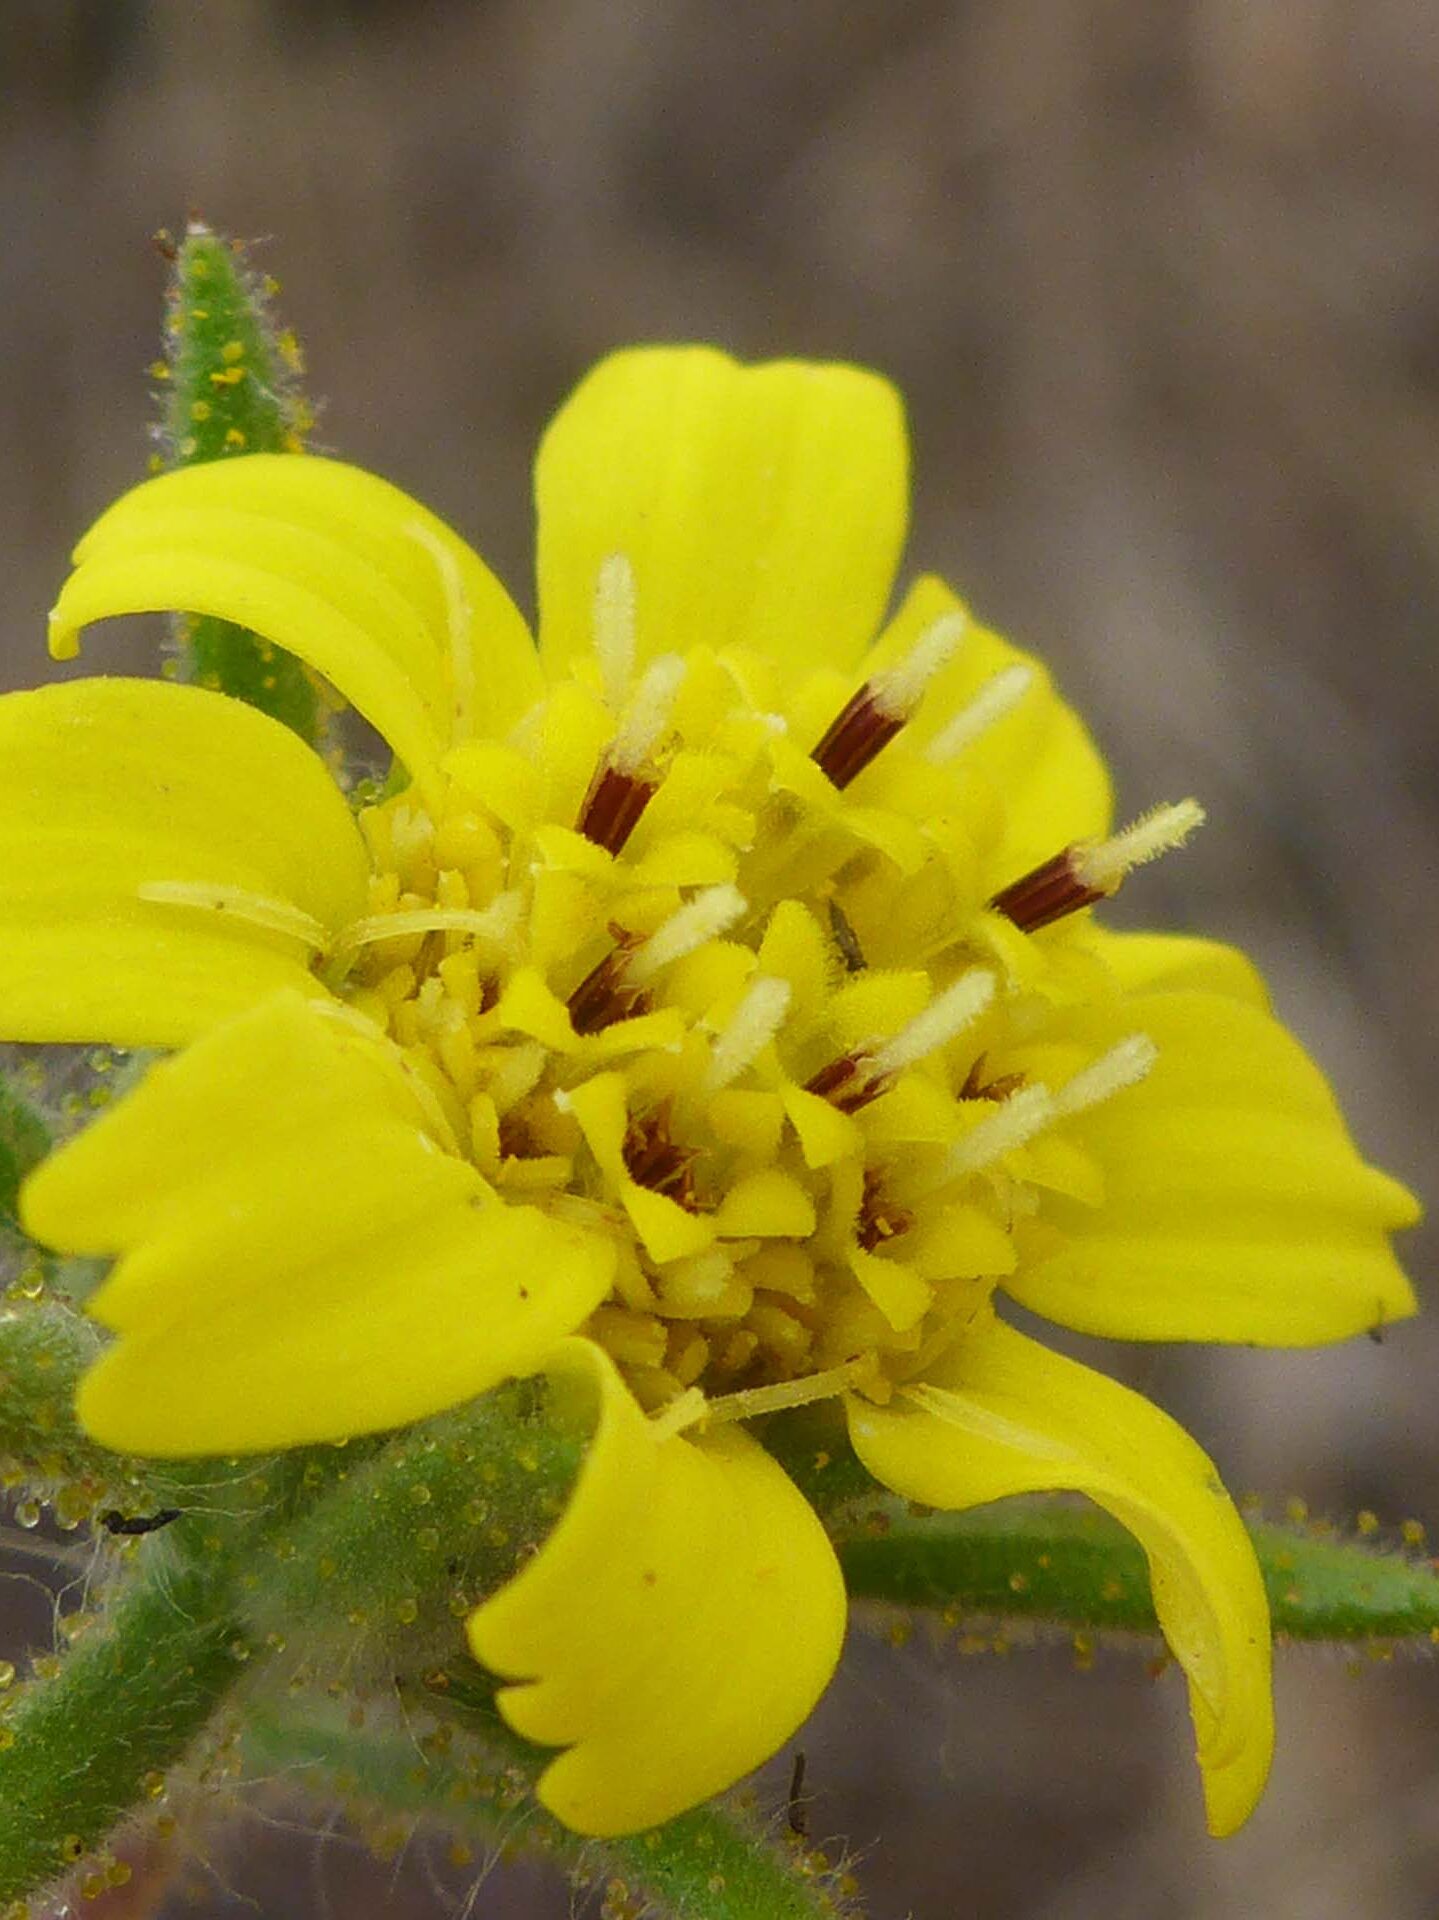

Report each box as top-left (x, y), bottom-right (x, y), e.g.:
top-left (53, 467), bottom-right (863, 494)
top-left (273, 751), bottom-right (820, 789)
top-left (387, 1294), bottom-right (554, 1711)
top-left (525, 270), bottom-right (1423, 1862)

top-left (161, 223), bottom-right (325, 742)
top-left (834, 1494), bottom-right (1439, 1644)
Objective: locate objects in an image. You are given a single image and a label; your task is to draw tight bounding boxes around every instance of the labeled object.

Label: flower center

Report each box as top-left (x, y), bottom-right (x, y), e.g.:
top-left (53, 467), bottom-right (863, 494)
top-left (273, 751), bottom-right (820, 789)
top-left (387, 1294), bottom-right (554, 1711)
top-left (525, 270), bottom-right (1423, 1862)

top-left (148, 563), bottom-right (1191, 1423)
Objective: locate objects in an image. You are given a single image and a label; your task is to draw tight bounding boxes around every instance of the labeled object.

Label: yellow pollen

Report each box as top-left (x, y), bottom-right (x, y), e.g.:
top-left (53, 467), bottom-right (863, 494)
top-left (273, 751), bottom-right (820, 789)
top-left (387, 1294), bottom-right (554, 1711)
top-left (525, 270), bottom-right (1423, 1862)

top-left (868, 969), bottom-right (995, 1080)
top-left (871, 611), bottom-right (967, 719)
top-left (593, 552), bottom-right (637, 714)
top-left (628, 886), bottom-right (746, 984)
top-left (926, 665), bottom-right (1033, 762)
top-left (610, 653), bottom-right (686, 776)
top-left (303, 615), bottom-right (1204, 1418)
top-left (1074, 799), bottom-right (1206, 894)
top-left (1051, 1035), bottom-right (1157, 1118)
top-left (703, 976), bottom-right (791, 1094)
top-left (935, 1083), bottom-right (1056, 1184)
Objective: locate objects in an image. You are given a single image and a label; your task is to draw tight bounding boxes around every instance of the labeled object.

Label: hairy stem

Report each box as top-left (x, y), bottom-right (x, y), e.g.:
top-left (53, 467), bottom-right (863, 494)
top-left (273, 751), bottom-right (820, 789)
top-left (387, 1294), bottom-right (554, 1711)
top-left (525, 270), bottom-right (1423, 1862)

top-left (0, 1541), bottom-right (245, 1902)
top-left (835, 1495), bottom-right (1439, 1643)
top-left (243, 1691), bottom-right (862, 1920)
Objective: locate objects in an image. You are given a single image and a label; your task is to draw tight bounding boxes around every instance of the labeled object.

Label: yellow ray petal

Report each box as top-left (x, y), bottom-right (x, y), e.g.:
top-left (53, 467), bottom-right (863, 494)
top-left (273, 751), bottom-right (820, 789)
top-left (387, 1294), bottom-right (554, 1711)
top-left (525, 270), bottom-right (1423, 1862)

top-left (23, 993), bottom-right (612, 1452)
top-left (847, 1313), bottom-right (1273, 1837)
top-left (1008, 989), bottom-right (1419, 1344)
top-left (869, 574), bottom-right (1114, 871)
top-left (536, 346), bottom-right (907, 680)
top-left (469, 1337), bottom-right (846, 1834)
top-left (51, 455), bottom-right (540, 793)
top-left (0, 679), bottom-right (368, 1046)
top-left (1084, 927), bottom-right (1270, 1007)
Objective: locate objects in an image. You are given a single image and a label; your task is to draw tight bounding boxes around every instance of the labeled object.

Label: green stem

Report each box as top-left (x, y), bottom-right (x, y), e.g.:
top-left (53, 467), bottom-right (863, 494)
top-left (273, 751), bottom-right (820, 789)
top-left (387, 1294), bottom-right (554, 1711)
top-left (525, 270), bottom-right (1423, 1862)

top-left (242, 1692), bottom-right (861, 1920)
top-left (0, 1545), bottom-right (246, 1902)
top-left (834, 1495), bottom-right (1439, 1643)
top-left (236, 1383), bottom-right (581, 1678)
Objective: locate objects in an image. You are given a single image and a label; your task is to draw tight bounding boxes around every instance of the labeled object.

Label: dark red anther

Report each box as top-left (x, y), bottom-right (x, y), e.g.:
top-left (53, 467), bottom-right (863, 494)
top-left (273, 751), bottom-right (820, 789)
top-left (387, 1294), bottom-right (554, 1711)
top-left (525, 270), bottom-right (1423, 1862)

top-left (989, 848), bottom-right (1106, 934)
top-left (803, 1050), bottom-right (887, 1115)
top-left (567, 934), bottom-right (649, 1035)
top-left (857, 1166), bottom-right (913, 1252)
top-left (810, 684), bottom-right (905, 791)
top-left (624, 1105), bottom-right (698, 1207)
top-left (577, 761), bottom-right (658, 855)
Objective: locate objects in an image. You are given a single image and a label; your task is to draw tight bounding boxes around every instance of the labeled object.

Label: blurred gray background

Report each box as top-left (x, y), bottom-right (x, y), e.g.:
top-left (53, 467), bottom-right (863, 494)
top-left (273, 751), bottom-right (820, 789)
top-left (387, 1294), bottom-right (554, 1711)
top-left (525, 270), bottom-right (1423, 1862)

top-left (2, 1), bottom-right (1437, 1915)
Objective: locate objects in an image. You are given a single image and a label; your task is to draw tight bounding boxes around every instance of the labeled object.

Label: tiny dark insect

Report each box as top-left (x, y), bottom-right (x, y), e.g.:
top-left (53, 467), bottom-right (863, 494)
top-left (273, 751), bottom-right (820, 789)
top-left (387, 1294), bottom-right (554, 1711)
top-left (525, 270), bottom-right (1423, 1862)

top-left (100, 1507), bottom-right (183, 1537)
top-left (827, 898), bottom-right (866, 975)
top-left (786, 1749), bottom-right (809, 1838)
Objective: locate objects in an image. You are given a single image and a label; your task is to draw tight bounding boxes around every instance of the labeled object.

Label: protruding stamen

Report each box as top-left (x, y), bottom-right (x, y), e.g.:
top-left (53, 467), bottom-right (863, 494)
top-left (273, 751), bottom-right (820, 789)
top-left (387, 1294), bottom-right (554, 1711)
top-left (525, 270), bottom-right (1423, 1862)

top-left (703, 1354), bottom-right (879, 1425)
top-left (1072, 799), bottom-right (1206, 893)
top-left (576, 764), bottom-right (659, 856)
top-left (324, 893), bottom-right (523, 987)
top-left (703, 976), bottom-right (792, 1094)
top-left (338, 895), bottom-right (523, 955)
top-left (871, 613), bottom-right (968, 718)
top-left (991, 799), bottom-right (1206, 934)
top-left (629, 886), bottom-right (746, 984)
top-left (988, 850), bottom-right (1105, 933)
top-left (611, 653), bottom-right (686, 776)
top-left (568, 888), bottom-right (745, 1036)
top-left (593, 552), bottom-right (637, 714)
top-left (925, 665), bottom-right (1033, 763)
top-left (807, 969), bottom-right (994, 1113)
top-left (567, 933), bottom-right (647, 1035)
top-left (868, 970), bottom-right (996, 1081)
top-left (137, 881), bottom-right (330, 953)
top-left (649, 1386), bottom-right (709, 1442)
top-left (1051, 1034), bottom-right (1157, 1119)
top-left (576, 653), bottom-right (686, 854)
top-left (811, 612), bottom-right (967, 790)
top-left (936, 1083), bottom-right (1056, 1182)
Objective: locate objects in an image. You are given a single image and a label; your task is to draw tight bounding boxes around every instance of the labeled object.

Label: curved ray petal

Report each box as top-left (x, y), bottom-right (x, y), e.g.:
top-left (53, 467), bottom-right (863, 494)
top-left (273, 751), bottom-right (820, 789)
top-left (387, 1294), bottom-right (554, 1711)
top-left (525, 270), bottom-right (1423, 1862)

top-left (469, 1338), bottom-right (846, 1835)
top-left (51, 455), bottom-right (540, 795)
top-left (1006, 989), bottom-right (1419, 1343)
top-left (848, 1313), bottom-right (1272, 1837)
top-left (22, 993), bottom-right (612, 1452)
top-left (0, 678), bottom-right (368, 1046)
top-left (537, 346), bottom-right (908, 681)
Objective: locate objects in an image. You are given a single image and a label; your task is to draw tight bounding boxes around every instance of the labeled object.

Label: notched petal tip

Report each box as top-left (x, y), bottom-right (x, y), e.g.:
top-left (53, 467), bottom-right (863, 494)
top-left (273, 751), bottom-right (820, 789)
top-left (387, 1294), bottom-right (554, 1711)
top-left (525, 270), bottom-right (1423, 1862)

top-left (469, 1337), bottom-right (846, 1835)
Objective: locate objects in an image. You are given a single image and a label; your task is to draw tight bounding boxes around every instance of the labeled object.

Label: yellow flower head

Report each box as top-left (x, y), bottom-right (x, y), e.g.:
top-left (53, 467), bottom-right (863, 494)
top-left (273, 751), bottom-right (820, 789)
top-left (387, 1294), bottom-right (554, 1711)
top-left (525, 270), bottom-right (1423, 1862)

top-left (6, 349), bottom-right (1418, 1839)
